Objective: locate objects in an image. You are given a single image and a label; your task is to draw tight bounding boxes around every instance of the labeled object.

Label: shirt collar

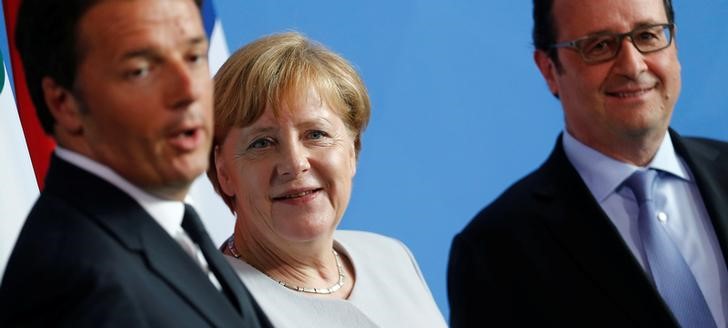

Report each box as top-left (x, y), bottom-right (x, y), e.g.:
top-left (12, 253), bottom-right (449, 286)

top-left (55, 146), bottom-right (185, 236)
top-left (562, 130), bottom-right (690, 202)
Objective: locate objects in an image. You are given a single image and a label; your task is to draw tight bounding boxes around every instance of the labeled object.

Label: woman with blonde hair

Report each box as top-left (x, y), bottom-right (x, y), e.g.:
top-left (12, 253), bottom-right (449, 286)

top-left (208, 32), bottom-right (446, 327)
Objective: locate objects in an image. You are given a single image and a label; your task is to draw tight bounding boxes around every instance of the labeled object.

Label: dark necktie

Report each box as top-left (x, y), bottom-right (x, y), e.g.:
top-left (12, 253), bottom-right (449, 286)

top-left (181, 204), bottom-right (241, 311)
top-left (624, 169), bottom-right (715, 328)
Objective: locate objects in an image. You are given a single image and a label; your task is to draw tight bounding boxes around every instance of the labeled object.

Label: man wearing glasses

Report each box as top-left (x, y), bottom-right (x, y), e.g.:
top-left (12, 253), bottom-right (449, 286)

top-left (448, 0), bottom-right (728, 327)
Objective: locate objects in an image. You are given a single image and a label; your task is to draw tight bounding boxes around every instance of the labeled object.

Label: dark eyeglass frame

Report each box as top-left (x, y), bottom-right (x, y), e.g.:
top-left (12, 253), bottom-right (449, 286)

top-left (550, 23), bottom-right (675, 64)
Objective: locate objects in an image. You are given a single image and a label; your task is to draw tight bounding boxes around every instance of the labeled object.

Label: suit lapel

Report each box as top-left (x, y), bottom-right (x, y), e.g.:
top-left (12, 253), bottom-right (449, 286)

top-left (181, 207), bottom-right (249, 314)
top-left (182, 210), bottom-right (270, 327)
top-left (532, 137), bottom-right (674, 323)
top-left (139, 224), bottom-right (244, 326)
top-left (671, 130), bottom-right (728, 267)
top-left (44, 155), bottom-right (243, 327)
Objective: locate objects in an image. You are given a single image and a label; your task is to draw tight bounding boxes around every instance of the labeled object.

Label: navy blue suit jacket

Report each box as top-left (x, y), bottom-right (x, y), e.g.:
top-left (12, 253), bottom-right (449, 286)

top-left (448, 130), bottom-right (728, 327)
top-left (0, 155), bottom-right (270, 327)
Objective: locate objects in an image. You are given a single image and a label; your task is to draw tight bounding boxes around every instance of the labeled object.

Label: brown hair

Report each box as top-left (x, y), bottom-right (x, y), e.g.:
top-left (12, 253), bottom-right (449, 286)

top-left (15, 0), bottom-right (203, 135)
top-left (532, 0), bottom-right (675, 67)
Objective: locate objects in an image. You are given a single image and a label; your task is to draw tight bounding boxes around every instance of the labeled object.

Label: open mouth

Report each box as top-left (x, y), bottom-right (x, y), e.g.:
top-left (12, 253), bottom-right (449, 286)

top-left (181, 129), bottom-right (197, 137)
top-left (272, 188), bottom-right (323, 201)
top-left (168, 127), bottom-right (202, 151)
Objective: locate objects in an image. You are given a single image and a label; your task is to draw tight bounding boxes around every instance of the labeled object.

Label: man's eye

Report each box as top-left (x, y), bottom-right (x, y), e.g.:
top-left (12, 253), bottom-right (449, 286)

top-left (636, 30), bottom-right (662, 43)
top-left (126, 67), bottom-right (150, 79)
top-left (189, 52), bottom-right (208, 64)
top-left (583, 37), bottom-right (615, 56)
top-left (638, 32), bottom-right (657, 40)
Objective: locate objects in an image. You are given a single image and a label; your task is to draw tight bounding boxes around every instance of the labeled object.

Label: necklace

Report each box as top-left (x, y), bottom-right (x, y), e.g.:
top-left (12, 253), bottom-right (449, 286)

top-left (226, 236), bottom-right (345, 295)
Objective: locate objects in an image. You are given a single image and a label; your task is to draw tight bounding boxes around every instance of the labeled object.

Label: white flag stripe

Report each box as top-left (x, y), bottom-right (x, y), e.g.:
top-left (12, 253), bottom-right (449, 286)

top-left (0, 8), bottom-right (232, 281)
top-left (0, 62), bottom-right (39, 281)
top-left (208, 20), bottom-right (230, 76)
top-left (189, 17), bottom-right (235, 245)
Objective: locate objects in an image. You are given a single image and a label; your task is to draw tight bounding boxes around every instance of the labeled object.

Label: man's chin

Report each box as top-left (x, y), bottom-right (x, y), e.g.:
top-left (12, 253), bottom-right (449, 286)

top-left (149, 166), bottom-right (206, 200)
top-left (146, 179), bottom-right (195, 201)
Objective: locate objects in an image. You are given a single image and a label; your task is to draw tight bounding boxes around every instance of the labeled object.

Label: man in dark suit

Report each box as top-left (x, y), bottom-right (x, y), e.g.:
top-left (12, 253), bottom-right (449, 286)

top-left (0, 0), bottom-right (269, 327)
top-left (448, 0), bottom-right (728, 327)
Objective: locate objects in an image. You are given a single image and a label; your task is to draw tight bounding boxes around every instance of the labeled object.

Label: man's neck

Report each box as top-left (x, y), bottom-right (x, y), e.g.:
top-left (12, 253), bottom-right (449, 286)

top-left (566, 127), bottom-right (667, 167)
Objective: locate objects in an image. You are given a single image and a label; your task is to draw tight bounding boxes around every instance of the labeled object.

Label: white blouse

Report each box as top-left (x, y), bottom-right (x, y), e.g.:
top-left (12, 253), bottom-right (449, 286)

top-left (226, 230), bottom-right (447, 328)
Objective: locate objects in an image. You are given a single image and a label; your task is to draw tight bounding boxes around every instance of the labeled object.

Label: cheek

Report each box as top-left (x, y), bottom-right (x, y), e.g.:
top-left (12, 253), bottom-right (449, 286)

top-left (321, 148), bottom-right (356, 206)
top-left (87, 113), bottom-right (150, 154)
top-left (325, 147), bottom-right (355, 179)
top-left (231, 165), bottom-right (263, 195)
top-left (560, 69), bottom-right (606, 108)
top-left (664, 60), bottom-right (681, 93)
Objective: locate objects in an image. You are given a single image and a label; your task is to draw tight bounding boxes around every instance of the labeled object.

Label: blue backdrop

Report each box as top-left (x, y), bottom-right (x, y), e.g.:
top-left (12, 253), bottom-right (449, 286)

top-left (213, 1), bottom-right (728, 318)
top-left (2, 0), bottom-right (726, 319)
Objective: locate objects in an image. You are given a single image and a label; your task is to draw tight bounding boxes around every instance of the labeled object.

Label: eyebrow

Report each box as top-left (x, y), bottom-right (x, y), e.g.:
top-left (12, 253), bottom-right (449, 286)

top-left (584, 21), bottom-right (667, 37)
top-left (298, 116), bottom-right (334, 127)
top-left (188, 36), bottom-right (209, 48)
top-left (242, 117), bottom-right (336, 135)
top-left (242, 126), bottom-right (278, 136)
top-left (120, 35), bottom-right (208, 61)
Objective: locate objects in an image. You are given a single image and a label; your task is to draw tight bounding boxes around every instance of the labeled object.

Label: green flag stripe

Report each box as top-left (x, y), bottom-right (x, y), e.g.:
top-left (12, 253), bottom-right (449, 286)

top-left (0, 50), bottom-right (5, 89)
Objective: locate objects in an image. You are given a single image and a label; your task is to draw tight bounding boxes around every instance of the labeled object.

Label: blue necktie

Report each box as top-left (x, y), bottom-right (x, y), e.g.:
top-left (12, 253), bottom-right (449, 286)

top-left (624, 170), bottom-right (716, 328)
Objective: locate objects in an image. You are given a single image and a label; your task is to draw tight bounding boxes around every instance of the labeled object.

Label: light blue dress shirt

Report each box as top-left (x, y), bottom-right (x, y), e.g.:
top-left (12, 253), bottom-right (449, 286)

top-left (562, 131), bottom-right (728, 327)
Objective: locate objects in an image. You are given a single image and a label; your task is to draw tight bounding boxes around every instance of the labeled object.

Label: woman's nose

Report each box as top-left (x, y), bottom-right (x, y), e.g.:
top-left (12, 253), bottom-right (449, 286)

top-left (276, 141), bottom-right (311, 177)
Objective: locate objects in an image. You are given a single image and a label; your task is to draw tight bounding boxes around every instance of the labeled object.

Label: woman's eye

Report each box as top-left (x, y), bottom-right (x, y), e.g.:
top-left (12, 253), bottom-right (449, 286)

top-left (308, 130), bottom-right (328, 140)
top-left (248, 138), bottom-right (273, 149)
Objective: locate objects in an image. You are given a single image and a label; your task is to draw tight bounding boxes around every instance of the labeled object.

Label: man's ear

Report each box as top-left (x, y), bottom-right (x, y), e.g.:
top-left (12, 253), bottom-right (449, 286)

top-left (534, 50), bottom-right (560, 98)
top-left (41, 77), bottom-right (83, 134)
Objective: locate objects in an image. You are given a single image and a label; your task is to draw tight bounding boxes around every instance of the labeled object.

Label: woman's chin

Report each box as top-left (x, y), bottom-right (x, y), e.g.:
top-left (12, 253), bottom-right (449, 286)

top-left (274, 221), bottom-right (336, 244)
top-left (270, 205), bottom-right (338, 242)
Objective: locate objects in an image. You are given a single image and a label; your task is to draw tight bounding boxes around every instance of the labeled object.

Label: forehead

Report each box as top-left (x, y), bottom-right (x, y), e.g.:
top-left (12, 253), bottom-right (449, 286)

top-left (250, 81), bottom-right (346, 124)
top-left (77, 0), bottom-right (204, 59)
top-left (552, 0), bottom-right (668, 38)
top-left (268, 87), bottom-right (342, 123)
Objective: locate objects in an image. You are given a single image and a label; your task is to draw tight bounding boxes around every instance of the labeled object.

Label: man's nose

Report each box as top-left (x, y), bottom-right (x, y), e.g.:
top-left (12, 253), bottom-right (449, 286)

top-left (611, 36), bottom-right (648, 78)
top-left (165, 59), bottom-right (208, 110)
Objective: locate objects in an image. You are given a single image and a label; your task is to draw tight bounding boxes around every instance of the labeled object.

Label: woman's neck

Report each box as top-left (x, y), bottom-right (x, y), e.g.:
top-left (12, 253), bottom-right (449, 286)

top-left (229, 228), bottom-right (353, 299)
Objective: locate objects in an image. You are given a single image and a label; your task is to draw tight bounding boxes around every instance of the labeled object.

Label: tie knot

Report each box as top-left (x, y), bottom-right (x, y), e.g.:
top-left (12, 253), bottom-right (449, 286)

top-left (623, 169), bottom-right (658, 204)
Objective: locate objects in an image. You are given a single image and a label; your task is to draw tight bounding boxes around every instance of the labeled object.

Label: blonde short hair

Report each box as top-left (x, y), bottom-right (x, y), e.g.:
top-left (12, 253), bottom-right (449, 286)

top-left (208, 31), bottom-right (371, 212)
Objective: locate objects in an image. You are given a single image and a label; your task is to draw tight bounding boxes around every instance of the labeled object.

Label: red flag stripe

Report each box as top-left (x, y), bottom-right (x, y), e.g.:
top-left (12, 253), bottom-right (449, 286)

top-left (3, 0), bottom-right (55, 190)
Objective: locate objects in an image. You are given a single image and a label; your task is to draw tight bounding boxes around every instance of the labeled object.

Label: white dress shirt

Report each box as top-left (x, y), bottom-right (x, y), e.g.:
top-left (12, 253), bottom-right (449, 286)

top-left (55, 146), bottom-right (220, 289)
top-left (562, 131), bottom-right (728, 327)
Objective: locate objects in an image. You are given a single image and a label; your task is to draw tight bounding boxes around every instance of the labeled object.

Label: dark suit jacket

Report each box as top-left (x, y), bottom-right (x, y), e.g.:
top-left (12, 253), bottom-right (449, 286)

top-left (0, 155), bottom-right (270, 327)
top-left (448, 130), bottom-right (728, 327)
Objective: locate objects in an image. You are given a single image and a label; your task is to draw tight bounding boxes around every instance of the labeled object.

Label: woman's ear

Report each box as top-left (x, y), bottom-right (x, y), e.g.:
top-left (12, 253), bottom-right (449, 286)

top-left (349, 142), bottom-right (357, 178)
top-left (214, 145), bottom-right (236, 197)
top-left (42, 77), bottom-right (84, 135)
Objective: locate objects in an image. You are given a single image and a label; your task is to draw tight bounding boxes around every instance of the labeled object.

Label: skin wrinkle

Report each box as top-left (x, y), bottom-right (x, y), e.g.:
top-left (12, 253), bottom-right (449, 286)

top-left (536, 0), bottom-right (680, 166)
top-left (218, 87), bottom-right (357, 298)
top-left (209, 32), bottom-right (370, 300)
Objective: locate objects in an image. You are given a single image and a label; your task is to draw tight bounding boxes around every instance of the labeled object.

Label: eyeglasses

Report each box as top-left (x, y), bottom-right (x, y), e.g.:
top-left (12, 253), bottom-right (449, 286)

top-left (550, 23), bottom-right (675, 63)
